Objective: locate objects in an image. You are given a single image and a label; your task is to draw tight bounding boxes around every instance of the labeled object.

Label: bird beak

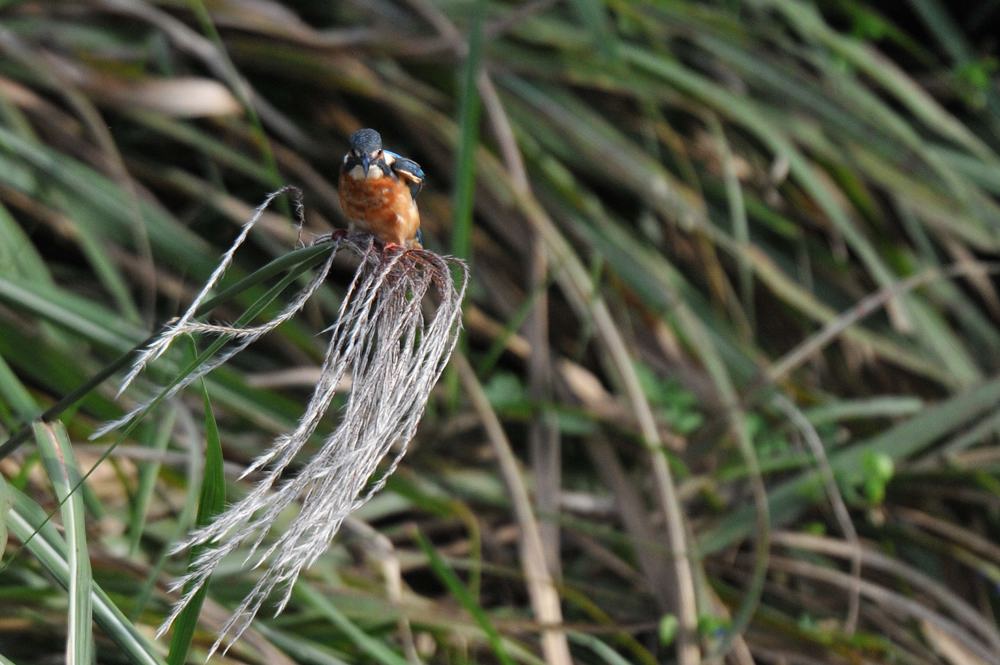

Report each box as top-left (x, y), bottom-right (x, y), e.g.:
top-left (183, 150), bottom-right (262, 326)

top-left (360, 153), bottom-right (371, 176)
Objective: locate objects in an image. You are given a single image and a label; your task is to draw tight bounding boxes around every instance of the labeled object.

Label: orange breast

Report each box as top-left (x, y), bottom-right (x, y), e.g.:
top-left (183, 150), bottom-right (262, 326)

top-left (338, 173), bottom-right (421, 247)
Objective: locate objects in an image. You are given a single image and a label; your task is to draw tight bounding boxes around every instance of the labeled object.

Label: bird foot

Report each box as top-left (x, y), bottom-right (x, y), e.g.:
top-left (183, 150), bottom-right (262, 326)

top-left (310, 228), bottom-right (348, 246)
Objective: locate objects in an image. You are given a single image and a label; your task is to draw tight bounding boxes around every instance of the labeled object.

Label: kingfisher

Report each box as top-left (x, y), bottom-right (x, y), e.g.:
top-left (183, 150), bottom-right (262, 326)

top-left (338, 128), bottom-right (426, 250)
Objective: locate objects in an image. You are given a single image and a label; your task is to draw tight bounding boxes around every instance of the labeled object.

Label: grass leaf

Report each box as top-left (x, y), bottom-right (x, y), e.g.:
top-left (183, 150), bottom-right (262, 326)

top-left (33, 421), bottom-right (94, 665)
top-left (165, 372), bottom-right (227, 664)
top-left (414, 528), bottom-right (516, 665)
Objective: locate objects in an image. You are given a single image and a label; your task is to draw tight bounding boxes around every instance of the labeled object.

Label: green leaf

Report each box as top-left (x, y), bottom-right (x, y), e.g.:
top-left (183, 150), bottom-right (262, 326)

top-left (0, 201), bottom-right (52, 285)
top-left (0, 351), bottom-right (37, 423)
top-left (568, 631), bottom-right (635, 665)
top-left (450, 0), bottom-right (485, 262)
top-left (7, 488), bottom-right (163, 664)
top-left (295, 583), bottom-right (411, 665)
top-left (0, 472), bottom-right (9, 561)
top-left (128, 407), bottom-right (178, 556)
top-left (861, 450), bottom-right (894, 505)
top-left (166, 378), bottom-right (227, 665)
top-left (414, 529), bottom-right (516, 665)
top-left (658, 614), bottom-right (679, 647)
top-left (33, 421), bottom-right (93, 665)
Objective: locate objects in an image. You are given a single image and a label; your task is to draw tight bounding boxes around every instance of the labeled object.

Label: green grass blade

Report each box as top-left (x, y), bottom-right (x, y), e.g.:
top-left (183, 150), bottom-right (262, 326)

top-left (166, 376), bottom-right (226, 664)
top-left (33, 421), bottom-right (93, 665)
top-left (568, 632), bottom-right (634, 665)
top-left (128, 407), bottom-right (178, 556)
top-left (0, 473), bottom-right (9, 562)
top-left (295, 583), bottom-right (411, 665)
top-left (54, 189), bottom-right (140, 323)
top-left (7, 487), bottom-right (164, 665)
top-left (0, 277), bottom-right (139, 351)
top-left (0, 352), bottom-right (38, 423)
top-left (414, 529), bottom-right (516, 665)
top-left (570, 0), bottom-right (620, 63)
top-left (707, 114), bottom-right (754, 335)
top-left (803, 396), bottom-right (924, 425)
top-left (0, 202), bottom-right (52, 285)
top-left (450, 0), bottom-right (485, 262)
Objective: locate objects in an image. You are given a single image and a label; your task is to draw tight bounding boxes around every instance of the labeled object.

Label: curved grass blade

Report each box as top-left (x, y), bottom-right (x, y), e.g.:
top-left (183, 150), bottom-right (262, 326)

top-left (33, 421), bottom-right (93, 665)
top-left (0, 473), bottom-right (9, 562)
top-left (128, 407), bottom-right (178, 556)
top-left (294, 583), bottom-right (411, 665)
top-left (165, 379), bottom-right (226, 665)
top-left (0, 352), bottom-right (38, 423)
top-left (7, 487), bottom-right (164, 665)
top-left (414, 529), bottom-right (516, 665)
top-left (568, 632), bottom-right (634, 665)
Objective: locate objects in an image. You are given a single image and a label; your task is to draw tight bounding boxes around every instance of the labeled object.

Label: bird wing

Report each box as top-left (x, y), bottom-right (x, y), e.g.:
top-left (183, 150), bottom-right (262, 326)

top-left (385, 151), bottom-right (425, 197)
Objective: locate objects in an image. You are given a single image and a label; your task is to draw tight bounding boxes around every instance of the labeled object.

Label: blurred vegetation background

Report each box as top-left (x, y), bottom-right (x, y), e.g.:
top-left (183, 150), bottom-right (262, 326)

top-left (1, 1), bottom-right (999, 664)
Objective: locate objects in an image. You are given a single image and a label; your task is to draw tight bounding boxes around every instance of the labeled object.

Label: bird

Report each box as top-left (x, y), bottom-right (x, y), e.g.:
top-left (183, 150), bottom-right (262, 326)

top-left (338, 128), bottom-right (426, 250)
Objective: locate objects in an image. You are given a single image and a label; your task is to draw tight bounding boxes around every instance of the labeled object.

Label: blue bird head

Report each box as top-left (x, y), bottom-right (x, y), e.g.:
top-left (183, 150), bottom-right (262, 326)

top-left (345, 128), bottom-right (383, 177)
